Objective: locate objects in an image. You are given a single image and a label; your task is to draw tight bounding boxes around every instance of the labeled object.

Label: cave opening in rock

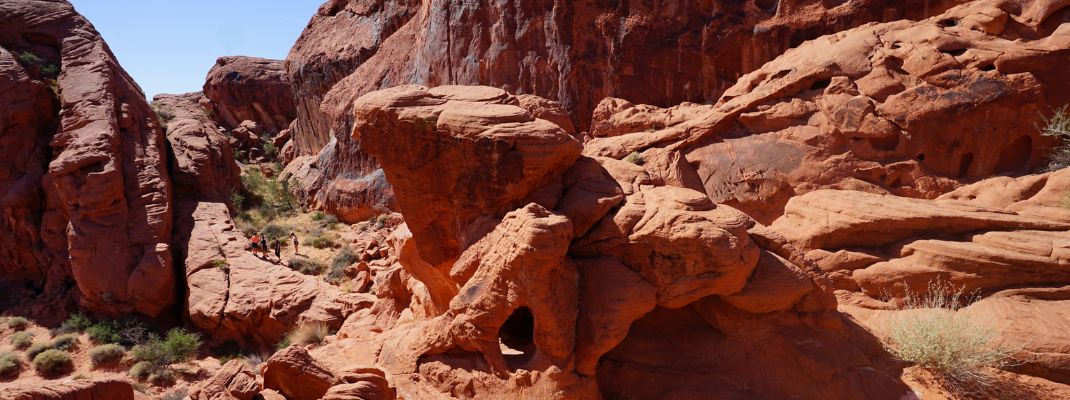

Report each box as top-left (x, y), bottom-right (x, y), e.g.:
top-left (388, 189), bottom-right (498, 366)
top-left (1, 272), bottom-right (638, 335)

top-left (499, 306), bottom-right (535, 367)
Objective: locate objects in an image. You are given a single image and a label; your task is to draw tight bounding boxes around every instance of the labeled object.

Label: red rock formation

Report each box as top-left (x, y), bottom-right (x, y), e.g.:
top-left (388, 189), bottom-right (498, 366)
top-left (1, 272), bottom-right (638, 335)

top-left (769, 169), bottom-right (1070, 385)
top-left (153, 92), bottom-right (240, 201)
top-left (174, 201), bottom-right (373, 349)
top-left (188, 359), bottom-right (260, 400)
top-left (0, 378), bottom-right (134, 400)
top-left (0, 0), bottom-right (175, 318)
top-left (587, 0), bottom-right (1070, 224)
top-left (203, 56), bottom-right (295, 133)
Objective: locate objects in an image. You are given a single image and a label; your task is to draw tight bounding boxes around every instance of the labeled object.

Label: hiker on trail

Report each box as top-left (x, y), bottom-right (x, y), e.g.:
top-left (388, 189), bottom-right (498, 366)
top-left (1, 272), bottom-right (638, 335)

top-left (273, 239), bottom-right (282, 260)
top-left (250, 233), bottom-right (261, 257)
top-left (260, 234), bottom-right (269, 258)
top-left (291, 232), bottom-right (299, 255)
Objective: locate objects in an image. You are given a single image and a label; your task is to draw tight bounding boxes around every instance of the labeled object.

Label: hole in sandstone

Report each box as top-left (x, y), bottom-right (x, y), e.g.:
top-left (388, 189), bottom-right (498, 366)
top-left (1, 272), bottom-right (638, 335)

top-left (979, 63), bottom-right (996, 72)
top-left (889, 177), bottom-right (902, 187)
top-left (994, 135), bottom-right (1033, 174)
top-left (809, 78), bottom-right (831, 91)
top-left (941, 47), bottom-right (968, 57)
top-left (916, 153), bottom-right (925, 161)
top-left (959, 153), bottom-right (974, 178)
top-left (499, 307), bottom-right (535, 368)
top-left (937, 18), bottom-right (958, 28)
top-left (756, 0), bottom-right (778, 13)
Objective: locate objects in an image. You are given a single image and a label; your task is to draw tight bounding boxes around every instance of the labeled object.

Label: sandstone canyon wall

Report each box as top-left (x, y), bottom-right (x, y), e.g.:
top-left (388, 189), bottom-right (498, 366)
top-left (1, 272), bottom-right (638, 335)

top-left (0, 0), bottom-right (175, 319)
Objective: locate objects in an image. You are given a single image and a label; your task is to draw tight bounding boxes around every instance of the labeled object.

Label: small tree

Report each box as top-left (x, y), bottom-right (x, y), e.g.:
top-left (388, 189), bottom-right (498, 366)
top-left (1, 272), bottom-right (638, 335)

top-left (1041, 106), bottom-right (1070, 171)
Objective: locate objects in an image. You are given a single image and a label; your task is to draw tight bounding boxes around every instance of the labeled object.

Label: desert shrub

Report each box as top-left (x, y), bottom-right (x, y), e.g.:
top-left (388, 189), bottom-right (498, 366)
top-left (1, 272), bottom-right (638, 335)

top-left (263, 141), bottom-right (277, 158)
top-left (25, 342), bottom-right (52, 360)
top-left (161, 388), bottom-right (189, 400)
top-left (59, 313), bottom-right (93, 333)
top-left (89, 344), bottom-right (126, 367)
top-left (286, 322), bottom-right (329, 346)
top-left (155, 109), bottom-right (175, 122)
top-left (86, 318), bottom-right (148, 346)
top-left (0, 352), bottom-right (19, 377)
top-left (10, 332), bottom-right (34, 349)
top-left (32, 349), bottom-right (73, 376)
top-left (327, 248), bottom-right (359, 284)
top-left (623, 151), bottom-right (645, 166)
top-left (147, 367), bottom-right (177, 385)
top-left (40, 64), bottom-right (58, 77)
top-left (230, 189), bottom-right (245, 210)
top-left (211, 259), bottom-right (229, 272)
top-left (289, 258), bottom-right (327, 275)
top-left (1042, 106), bottom-right (1070, 171)
top-left (884, 281), bottom-right (1017, 389)
top-left (275, 337), bottom-right (291, 351)
top-left (6, 316), bottom-right (29, 330)
top-left (49, 333), bottom-right (79, 351)
top-left (17, 51), bottom-right (42, 65)
top-left (86, 321), bottom-right (121, 344)
top-left (312, 211), bottom-right (326, 221)
top-left (303, 230), bottom-right (338, 249)
top-left (262, 222), bottom-right (291, 240)
top-left (162, 328), bottom-right (201, 362)
top-left (128, 360), bottom-right (155, 379)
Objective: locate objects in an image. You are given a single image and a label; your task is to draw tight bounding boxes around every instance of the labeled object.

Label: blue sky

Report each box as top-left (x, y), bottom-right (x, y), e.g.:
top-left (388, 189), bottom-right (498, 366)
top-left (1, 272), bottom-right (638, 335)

top-left (69, 1), bottom-right (323, 98)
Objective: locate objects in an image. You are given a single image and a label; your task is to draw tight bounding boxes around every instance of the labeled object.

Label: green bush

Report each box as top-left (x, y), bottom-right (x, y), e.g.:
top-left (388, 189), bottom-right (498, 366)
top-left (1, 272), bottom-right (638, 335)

top-left (623, 151), bottom-right (645, 166)
top-left (89, 344), bottom-right (126, 367)
top-left (86, 321), bottom-right (121, 344)
top-left (328, 248), bottom-right (359, 283)
top-left (230, 189), bottom-right (245, 210)
top-left (129, 360), bottom-right (156, 379)
top-left (40, 64), bottom-right (58, 77)
top-left (262, 223), bottom-right (291, 240)
top-left (303, 230), bottom-right (338, 249)
top-left (263, 141), bottom-right (277, 158)
top-left (49, 333), bottom-right (79, 351)
top-left (32, 349), bottom-right (73, 376)
top-left (147, 367), bottom-right (177, 385)
top-left (155, 109), bottom-right (176, 122)
top-left (7, 316), bottom-right (29, 330)
top-left (885, 281), bottom-right (1017, 389)
top-left (275, 337), bottom-right (291, 351)
top-left (288, 258), bottom-right (327, 275)
top-left (312, 211), bottom-right (326, 221)
top-left (211, 259), bottom-right (229, 271)
top-left (162, 328), bottom-right (201, 362)
top-left (0, 352), bottom-right (19, 377)
top-left (16, 51), bottom-right (42, 66)
top-left (10, 332), bottom-right (34, 349)
top-left (60, 313), bottom-right (93, 333)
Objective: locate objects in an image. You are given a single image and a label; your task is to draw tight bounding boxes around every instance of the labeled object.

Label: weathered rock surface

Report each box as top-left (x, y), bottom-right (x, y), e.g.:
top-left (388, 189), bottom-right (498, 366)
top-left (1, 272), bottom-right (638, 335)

top-left (174, 201), bottom-right (373, 349)
top-left (769, 169), bottom-right (1070, 384)
top-left (0, 378), bottom-right (134, 400)
top-left (203, 56), bottom-right (295, 133)
top-left (587, 0), bottom-right (1070, 224)
top-left (262, 346), bottom-right (340, 400)
top-left (153, 92), bottom-right (240, 201)
top-left (0, 0), bottom-right (175, 318)
top-left (188, 359), bottom-right (261, 400)
top-left (353, 85), bottom-right (582, 267)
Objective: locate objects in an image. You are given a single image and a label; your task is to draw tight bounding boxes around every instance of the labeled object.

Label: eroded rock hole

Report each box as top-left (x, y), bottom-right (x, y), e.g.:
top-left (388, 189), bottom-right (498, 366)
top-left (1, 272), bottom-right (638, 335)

top-left (937, 18), bottom-right (958, 28)
top-left (809, 78), bottom-right (831, 91)
top-left (499, 307), bottom-right (535, 368)
top-left (959, 153), bottom-right (974, 178)
top-left (941, 47), bottom-right (968, 57)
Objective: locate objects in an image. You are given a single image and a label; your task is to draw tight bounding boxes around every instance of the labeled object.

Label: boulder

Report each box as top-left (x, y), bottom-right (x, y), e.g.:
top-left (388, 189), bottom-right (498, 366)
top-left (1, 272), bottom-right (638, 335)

top-left (188, 359), bottom-right (261, 400)
top-left (353, 85), bottom-right (582, 267)
top-left (203, 56), bottom-right (295, 133)
top-left (0, 0), bottom-right (175, 317)
top-left (153, 92), bottom-right (240, 201)
top-left (0, 378), bottom-right (134, 400)
top-left (262, 346), bottom-right (340, 400)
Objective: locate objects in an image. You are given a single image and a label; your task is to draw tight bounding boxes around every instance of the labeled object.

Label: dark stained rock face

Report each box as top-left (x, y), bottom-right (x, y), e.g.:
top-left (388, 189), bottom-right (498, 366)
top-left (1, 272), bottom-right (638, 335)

top-left (203, 56), bottom-right (296, 134)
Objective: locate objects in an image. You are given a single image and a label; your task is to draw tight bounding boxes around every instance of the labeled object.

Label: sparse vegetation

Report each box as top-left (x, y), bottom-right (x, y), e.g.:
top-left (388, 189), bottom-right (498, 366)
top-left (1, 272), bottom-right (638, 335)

top-left (884, 281), bottom-right (1018, 391)
top-left (286, 322), bottom-right (329, 346)
top-left (262, 222), bottom-right (292, 240)
top-left (211, 259), bottom-right (229, 272)
top-left (49, 333), bottom-right (79, 351)
top-left (59, 312), bottom-right (93, 333)
top-left (32, 349), bottom-right (73, 376)
top-left (25, 342), bottom-right (53, 360)
top-left (0, 352), bottom-right (19, 377)
top-left (327, 247), bottom-right (359, 284)
top-left (129, 328), bottom-right (201, 385)
top-left (289, 257), bottom-right (327, 275)
top-left (303, 229), bottom-right (338, 249)
top-left (275, 337), bottom-right (291, 351)
top-left (7, 316), bottom-right (29, 331)
top-left (89, 344), bottom-right (126, 368)
top-left (40, 64), bottom-right (58, 77)
top-left (10, 332), bottom-right (34, 349)
top-left (155, 108), bottom-right (176, 123)
top-left (233, 165), bottom-right (299, 236)
top-left (1041, 105), bottom-right (1070, 172)
top-left (16, 51), bottom-right (42, 66)
top-left (86, 318), bottom-right (148, 346)
top-left (161, 388), bottom-right (189, 400)
top-left (624, 151), bottom-right (645, 166)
